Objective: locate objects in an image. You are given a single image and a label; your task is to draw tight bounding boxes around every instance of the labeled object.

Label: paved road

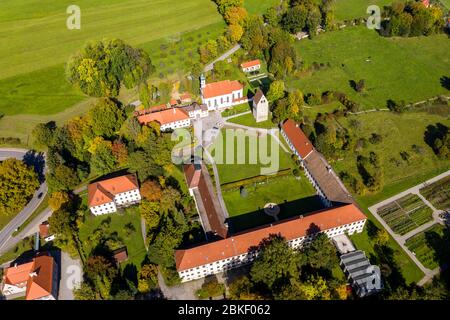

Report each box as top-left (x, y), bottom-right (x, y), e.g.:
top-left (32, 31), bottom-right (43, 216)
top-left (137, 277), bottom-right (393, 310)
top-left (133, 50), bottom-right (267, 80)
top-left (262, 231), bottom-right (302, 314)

top-left (203, 44), bottom-right (241, 72)
top-left (0, 148), bottom-right (47, 252)
top-left (0, 185), bottom-right (87, 255)
top-left (368, 169), bottom-right (450, 286)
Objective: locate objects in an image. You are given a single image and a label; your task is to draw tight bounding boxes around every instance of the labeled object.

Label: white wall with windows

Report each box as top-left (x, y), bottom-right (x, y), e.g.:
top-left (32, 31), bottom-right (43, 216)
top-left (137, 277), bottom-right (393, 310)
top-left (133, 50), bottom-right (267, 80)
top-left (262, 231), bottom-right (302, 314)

top-left (177, 218), bottom-right (366, 282)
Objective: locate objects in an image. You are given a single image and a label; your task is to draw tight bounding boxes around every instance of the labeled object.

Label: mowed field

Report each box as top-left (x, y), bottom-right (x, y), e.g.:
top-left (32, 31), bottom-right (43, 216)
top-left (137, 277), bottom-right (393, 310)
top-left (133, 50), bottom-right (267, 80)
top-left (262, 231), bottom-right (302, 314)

top-left (0, 0), bottom-right (224, 141)
top-left (332, 0), bottom-right (396, 21)
top-left (290, 26), bottom-right (450, 110)
top-left (244, 0), bottom-right (279, 14)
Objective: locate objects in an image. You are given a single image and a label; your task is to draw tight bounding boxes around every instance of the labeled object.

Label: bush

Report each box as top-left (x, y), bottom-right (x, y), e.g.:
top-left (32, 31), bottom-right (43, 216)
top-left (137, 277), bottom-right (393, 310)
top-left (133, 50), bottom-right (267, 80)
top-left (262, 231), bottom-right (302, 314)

top-left (0, 137), bottom-right (21, 145)
top-left (306, 93), bottom-right (322, 106)
top-left (369, 133), bottom-right (382, 145)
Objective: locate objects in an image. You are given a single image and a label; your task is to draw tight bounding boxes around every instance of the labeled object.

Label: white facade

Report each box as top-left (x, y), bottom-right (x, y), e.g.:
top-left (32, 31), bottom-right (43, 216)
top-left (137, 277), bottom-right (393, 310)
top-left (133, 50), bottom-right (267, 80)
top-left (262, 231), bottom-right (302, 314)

top-left (252, 95), bottom-right (269, 123)
top-left (242, 64), bottom-right (261, 73)
top-left (187, 109), bottom-right (208, 119)
top-left (160, 118), bottom-right (191, 131)
top-left (1, 282), bottom-right (27, 296)
top-left (178, 219), bottom-right (366, 282)
top-left (90, 189), bottom-right (141, 216)
top-left (202, 89), bottom-right (246, 111)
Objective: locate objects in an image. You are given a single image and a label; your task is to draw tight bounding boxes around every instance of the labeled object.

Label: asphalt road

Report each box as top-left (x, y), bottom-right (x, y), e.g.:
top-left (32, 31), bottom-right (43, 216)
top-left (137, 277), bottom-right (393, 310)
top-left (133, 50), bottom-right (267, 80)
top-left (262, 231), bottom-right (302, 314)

top-left (0, 148), bottom-right (47, 251)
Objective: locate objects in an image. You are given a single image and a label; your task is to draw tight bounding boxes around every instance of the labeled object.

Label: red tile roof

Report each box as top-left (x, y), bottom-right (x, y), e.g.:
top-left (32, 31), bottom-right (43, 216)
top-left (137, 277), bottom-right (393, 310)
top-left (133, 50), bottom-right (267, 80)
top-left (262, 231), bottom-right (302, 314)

top-left (282, 119), bottom-right (314, 159)
top-left (39, 222), bottom-right (50, 238)
top-left (175, 203), bottom-right (366, 271)
top-left (3, 254), bottom-right (56, 300)
top-left (26, 255), bottom-right (55, 300)
top-left (113, 247), bottom-right (128, 263)
top-left (175, 204), bottom-right (366, 271)
top-left (88, 174), bottom-right (139, 207)
top-left (202, 80), bottom-right (243, 99)
top-left (241, 59), bottom-right (261, 69)
top-left (137, 108), bottom-right (189, 126)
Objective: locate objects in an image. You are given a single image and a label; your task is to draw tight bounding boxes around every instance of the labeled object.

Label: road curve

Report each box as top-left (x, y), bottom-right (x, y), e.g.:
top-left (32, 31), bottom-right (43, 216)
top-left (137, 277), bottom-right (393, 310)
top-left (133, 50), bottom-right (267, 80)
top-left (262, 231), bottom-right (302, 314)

top-left (0, 148), bottom-right (48, 251)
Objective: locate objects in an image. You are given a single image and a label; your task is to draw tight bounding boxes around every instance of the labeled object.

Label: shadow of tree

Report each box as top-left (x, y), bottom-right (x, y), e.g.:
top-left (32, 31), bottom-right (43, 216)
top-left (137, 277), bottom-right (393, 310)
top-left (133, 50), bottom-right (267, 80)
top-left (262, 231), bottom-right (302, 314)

top-left (440, 76), bottom-right (450, 90)
top-left (424, 123), bottom-right (448, 153)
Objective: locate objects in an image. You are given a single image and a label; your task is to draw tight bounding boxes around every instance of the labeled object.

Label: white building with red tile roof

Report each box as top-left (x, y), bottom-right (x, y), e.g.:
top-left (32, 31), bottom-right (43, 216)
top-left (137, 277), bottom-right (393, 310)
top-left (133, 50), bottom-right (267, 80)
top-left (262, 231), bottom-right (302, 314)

top-left (88, 174), bottom-right (141, 215)
top-left (175, 203), bottom-right (366, 282)
top-left (241, 59), bottom-right (261, 73)
top-left (200, 75), bottom-right (247, 110)
top-left (1, 254), bottom-right (58, 300)
top-left (137, 107), bottom-right (191, 131)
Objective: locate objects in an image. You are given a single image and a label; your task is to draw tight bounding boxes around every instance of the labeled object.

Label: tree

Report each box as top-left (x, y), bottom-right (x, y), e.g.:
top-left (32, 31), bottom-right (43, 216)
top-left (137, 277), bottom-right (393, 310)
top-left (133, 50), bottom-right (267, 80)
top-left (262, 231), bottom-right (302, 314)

top-left (241, 16), bottom-right (269, 56)
top-left (140, 180), bottom-right (163, 201)
top-left (48, 191), bottom-right (70, 211)
top-left (215, 0), bottom-right (244, 15)
top-left (306, 5), bottom-right (321, 37)
top-left (224, 6), bottom-right (247, 25)
top-left (88, 98), bottom-right (125, 138)
top-left (374, 229), bottom-right (390, 247)
top-left (263, 7), bottom-right (280, 26)
top-left (266, 80), bottom-right (285, 102)
top-left (303, 233), bottom-right (339, 271)
top-left (0, 158), bottom-right (39, 216)
top-left (138, 263), bottom-right (159, 293)
top-left (299, 275), bottom-right (331, 300)
top-left (84, 255), bottom-right (118, 300)
top-left (250, 234), bottom-right (300, 291)
top-left (74, 282), bottom-right (99, 300)
top-left (268, 40), bottom-right (297, 78)
top-left (199, 40), bottom-right (218, 64)
top-left (31, 122), bottom-right (56, 150)
top-left (281, 5), bottom-right (307, 33)
top-left (111, 140), bottom-right (128, 166)
top-left (46, 164), bottom-right (80, 192)
top-left (228, 23), bottom-right (244, 43)
top-left (434, 131), bottom-right (450, 159)
top-left (140, 200), bottom-right (161, 230)
top-left (48, 209), bottom-right (79, 257)
top-left (88, 137), bottom-right (117, 175)
top-left (147, 216), bottom-right (187, 267)
top-left (67, 39), bottom-right (154, 97)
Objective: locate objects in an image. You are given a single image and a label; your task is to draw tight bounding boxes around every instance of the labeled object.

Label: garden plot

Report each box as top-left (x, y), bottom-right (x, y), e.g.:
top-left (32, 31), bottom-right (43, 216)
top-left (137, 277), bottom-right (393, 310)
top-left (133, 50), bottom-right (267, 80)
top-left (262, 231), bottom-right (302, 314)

top-left (420, 176), bottom-right (450, 210)
top-left (377, 193), bottom-right (433, 235)
top-left (405, 224), bottom-right (448, 270)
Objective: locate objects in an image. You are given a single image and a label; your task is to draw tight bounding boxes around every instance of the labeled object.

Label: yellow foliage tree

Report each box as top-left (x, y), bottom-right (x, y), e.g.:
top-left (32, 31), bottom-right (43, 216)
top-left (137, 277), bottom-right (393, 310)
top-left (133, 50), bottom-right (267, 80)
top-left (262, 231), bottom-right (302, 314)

top-left (48, 191), bottom-right (70, 211)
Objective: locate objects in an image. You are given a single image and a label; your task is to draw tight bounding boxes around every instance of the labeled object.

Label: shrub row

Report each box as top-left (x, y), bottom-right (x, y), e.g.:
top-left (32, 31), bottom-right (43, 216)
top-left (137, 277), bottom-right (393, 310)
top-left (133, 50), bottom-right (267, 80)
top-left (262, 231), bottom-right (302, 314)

top-left (221, 168), bottom-right (293, 191)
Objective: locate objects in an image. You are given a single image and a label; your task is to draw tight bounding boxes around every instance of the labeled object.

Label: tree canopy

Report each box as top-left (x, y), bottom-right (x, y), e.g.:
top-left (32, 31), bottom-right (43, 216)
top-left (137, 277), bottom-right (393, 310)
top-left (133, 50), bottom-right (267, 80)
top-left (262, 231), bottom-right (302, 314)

top-left (0, 158), bottom-right (39, 216)
top-left (66, 39), bottom-right (155, 97)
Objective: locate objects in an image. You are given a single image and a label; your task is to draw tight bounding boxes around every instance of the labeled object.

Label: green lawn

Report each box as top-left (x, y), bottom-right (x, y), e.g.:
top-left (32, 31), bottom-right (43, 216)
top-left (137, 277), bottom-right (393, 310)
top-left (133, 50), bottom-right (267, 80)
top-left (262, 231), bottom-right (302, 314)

top-left (223, 174), bottom-right (322, 232)
top-left (227, 112), bottom-right (277, 129)
top-left (0, 237), bottom-right (35, 265)
top-left (289, 26), bottom-right (450, 110)
top-left (210, 128), bottom-right (294, 184)
top-left (405, 224), bottom-right (448, 270)
top-left (333, 111), bottom-right (450, 198)
top-left (244, 0), bottom-right (279, 14)
top-left (332, 0), bottom-right (396, 21)
top-left (377, 194), bottom-right (433, 235)
top-left (78, 207), bottom-right (147, 271)
top-left (420, 175), bottom-right (450, 210)
top-left (440, 0), bottom-right (450, 9)
top-left (221, 103), bottom-right (252, 117)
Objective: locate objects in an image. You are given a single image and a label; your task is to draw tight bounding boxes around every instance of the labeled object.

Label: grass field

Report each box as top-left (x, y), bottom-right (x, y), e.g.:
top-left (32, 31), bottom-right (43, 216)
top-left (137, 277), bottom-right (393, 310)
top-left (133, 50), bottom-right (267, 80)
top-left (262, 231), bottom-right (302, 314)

top-left (333, 111), bottom-right (450, 199)
top-left (420, 176), bottom-right (450, 210)
top-left (78, 207), bottom-right (147, 271)
top-left (290, 26), bottom-right (450, 110)
top-left (377, 194), bottom-right (433, 235)
top-left (227, 112), bottom-right (277, 129)
top-left (0, 0), bottom-right (224, 142)
top-left (244, 0), bottom-right (279, 14)
top-left (332, 0), bottom-right (395, 21)
top-left (223, 174), bottom-right (322, 232)
top-left (405, 224), bottom-right (448, 270)
top-left (210, 128), bottom-right (294, 184)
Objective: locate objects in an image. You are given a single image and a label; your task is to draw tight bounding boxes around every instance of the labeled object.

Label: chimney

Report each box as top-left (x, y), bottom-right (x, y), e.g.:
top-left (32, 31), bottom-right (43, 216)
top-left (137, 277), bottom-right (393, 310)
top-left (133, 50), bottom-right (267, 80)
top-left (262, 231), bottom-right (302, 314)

top-left (14, 263), bottom-right (18, 269)
top-left (173, 107), bottom-right (176, 114)
top-left (29, 272), bottom-right (38, 278)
